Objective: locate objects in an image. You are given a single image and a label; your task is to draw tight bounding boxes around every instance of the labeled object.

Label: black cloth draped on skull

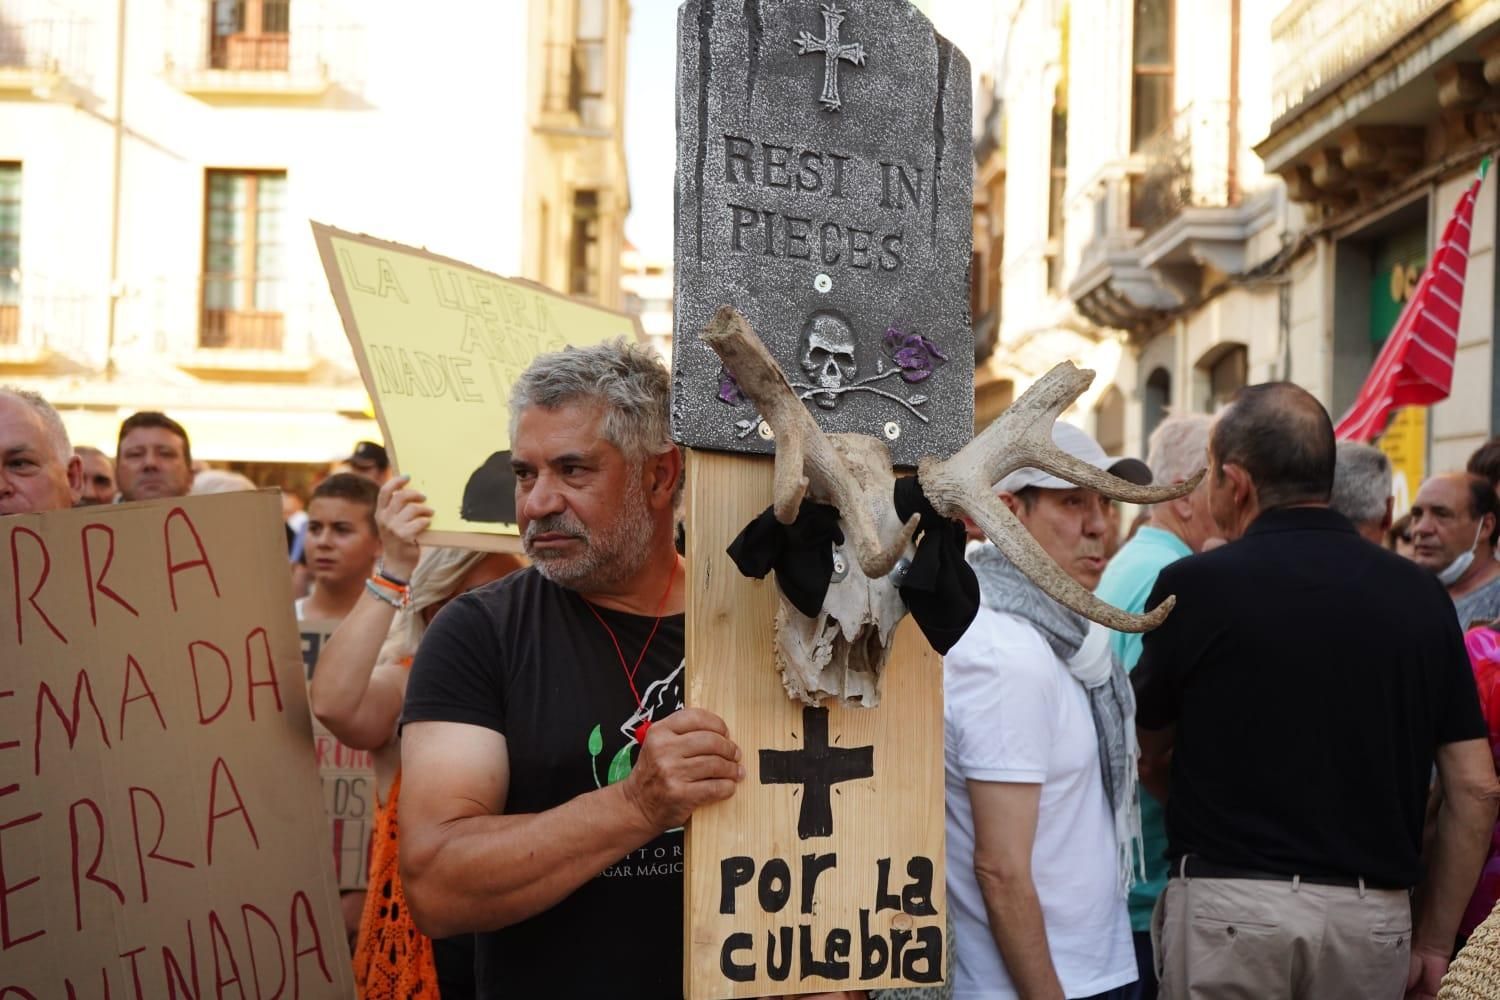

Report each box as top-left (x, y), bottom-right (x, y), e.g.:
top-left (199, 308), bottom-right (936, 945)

top-left (725, 482), bottom-right (979, 655)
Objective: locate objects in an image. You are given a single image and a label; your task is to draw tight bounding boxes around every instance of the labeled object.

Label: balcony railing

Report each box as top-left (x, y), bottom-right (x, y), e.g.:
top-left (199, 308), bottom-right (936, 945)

top-left (165, 0), bottom-right (362, 94)
top-left (200, 273), bottom-right (285, 350)
top-left (0, 272), bottom-right (97, 362)
top-left (541, 40), bottom-right (609, 128)
top-left (1130, 101), bottom-right (1235, 236)
top-left (0, 1), bottom-right (90, 82)
top-left (1270, 0), bottom-right (1450, 125)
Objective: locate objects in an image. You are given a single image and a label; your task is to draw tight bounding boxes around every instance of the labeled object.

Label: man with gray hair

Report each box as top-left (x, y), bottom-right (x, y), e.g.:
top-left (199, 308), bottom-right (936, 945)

top-left (399, 340), bottom-right (857, 999)
top-left (1095, 412), bottom-right (1212, 999)
top-left (0, 386), bottom-right (81, 515)
top-left (1330, 441), bottom-right (1393, 544)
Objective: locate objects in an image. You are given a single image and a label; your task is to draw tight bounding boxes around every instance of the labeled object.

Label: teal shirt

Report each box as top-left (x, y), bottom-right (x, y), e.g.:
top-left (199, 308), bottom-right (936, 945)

top-left (1096, 525), bottom-right (1193, 932)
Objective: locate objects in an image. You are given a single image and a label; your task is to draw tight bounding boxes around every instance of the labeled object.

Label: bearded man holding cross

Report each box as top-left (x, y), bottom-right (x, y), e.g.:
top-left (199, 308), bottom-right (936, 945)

top-left (398, 340), bottom-right (864, 1000)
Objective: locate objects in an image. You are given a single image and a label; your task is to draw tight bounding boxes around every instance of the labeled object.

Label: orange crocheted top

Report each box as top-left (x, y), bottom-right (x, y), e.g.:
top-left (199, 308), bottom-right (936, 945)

top-left (351, 769), bottom-right (440, 998)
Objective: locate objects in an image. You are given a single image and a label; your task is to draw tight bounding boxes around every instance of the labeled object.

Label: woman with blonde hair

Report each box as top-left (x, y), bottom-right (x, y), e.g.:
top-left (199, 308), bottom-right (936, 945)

top-left (310, 475), bottom-right (522, 998)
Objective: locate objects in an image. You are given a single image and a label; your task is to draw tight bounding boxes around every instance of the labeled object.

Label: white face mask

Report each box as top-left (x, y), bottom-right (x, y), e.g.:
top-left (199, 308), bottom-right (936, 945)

top-left (1437, 522), bottom-right (1487, 587)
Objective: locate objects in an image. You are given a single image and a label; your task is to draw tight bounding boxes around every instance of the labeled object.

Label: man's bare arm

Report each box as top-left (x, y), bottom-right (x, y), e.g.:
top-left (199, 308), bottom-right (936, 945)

top-left (1410, 737), bottom-right (1499, 992)
top-left (968, 780), bottom-right (1065, 1000)
top-left (399, 708), bottom-right (742, 939)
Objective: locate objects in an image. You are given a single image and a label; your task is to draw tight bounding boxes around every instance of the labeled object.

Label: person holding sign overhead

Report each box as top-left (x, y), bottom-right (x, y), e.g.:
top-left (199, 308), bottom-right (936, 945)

top-left (310, 472), bottom-right (522, 997)
top-left (0, 386), bottom-right (82, 515)
top-left (397, 341), bottom-right (863, 999)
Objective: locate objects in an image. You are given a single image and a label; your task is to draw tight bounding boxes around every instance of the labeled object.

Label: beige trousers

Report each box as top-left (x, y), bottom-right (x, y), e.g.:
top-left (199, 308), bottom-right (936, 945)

top-left (1152, 874), bottom-right (1412, 1000)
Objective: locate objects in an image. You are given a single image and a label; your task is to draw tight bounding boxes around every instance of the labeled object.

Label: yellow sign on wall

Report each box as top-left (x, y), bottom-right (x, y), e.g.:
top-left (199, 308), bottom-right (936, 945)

top-left (313, 223), bottom-right (642, 550)
top-left (1378, 406), bottom-right (1428, 516)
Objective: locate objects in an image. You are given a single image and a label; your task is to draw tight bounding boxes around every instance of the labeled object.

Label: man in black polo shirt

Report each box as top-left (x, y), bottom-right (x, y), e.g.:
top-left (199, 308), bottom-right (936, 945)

top-left (1133, 382), bottom-right (1497, 1000)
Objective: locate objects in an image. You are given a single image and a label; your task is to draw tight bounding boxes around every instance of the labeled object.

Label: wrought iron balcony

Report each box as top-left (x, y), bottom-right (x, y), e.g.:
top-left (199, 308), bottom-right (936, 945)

top-left (1270, 0), bottom-right (1451, 127)
top-left (0, 272), bottom-right (97, 365)
top-left (165, 0), bottom-right (362, 97)
top-left (0, 1), bottom-right (90, 92)
top-left (541, 40), bottom-right (610, 128)
top-left (1129, 101), bottom-right (1235, 238)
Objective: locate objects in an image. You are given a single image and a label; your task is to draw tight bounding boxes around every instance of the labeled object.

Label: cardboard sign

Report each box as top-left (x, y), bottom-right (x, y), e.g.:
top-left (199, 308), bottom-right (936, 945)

top-left (313, 223), bottom-right (644, 551)
top-left (0, 492), bottom-right (354, 998)
top-left (299, 621), bottom-right (377, 892)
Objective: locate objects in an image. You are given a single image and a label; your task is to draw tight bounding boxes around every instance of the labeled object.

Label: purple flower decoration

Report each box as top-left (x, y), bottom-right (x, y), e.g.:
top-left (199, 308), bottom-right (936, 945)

top-left (883, 327), bottom-right (948, 383)
top-left (717, 366), bottom-right (747, 406)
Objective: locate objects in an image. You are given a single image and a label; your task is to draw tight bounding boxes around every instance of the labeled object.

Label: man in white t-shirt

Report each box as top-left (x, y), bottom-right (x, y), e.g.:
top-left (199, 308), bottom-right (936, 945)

top-left (945, 423), bottom-right (1140, 1000)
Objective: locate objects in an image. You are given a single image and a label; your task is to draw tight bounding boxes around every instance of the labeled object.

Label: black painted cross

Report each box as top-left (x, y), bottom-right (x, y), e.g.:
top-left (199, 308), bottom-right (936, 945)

top-left (794, 2), bottom-right (866, 112)
top-left (759, 706), bottom-right (874, 839)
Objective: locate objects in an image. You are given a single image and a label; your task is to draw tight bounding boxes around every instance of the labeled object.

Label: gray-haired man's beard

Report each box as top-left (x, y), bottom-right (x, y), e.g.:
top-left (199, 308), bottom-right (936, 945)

top-left (523, 481), bottom-right (654, 591)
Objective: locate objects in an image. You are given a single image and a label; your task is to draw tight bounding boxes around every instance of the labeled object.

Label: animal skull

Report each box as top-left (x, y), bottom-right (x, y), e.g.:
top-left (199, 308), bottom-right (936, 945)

top-left (799, 311), bottom-right (858, 409)
top-left (774, 435), bottom-right (912, 707)
top-left (701, 306), bottom-right (1201, 707)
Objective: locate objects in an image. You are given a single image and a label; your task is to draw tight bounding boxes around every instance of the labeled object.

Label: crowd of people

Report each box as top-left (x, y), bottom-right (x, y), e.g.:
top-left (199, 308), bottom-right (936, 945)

top-left (5, 348), bottom-right (1500, 1000)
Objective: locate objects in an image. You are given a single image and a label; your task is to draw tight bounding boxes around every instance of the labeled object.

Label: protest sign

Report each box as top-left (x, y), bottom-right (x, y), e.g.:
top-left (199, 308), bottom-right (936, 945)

top-left (0, 492), bottom-right (354, 998)
top-left (675, 0), bottom-right (968, 993)
top-left (299, 621), bottom-right (376, 892)
top-left (313, 223), bottom-right (643, 551)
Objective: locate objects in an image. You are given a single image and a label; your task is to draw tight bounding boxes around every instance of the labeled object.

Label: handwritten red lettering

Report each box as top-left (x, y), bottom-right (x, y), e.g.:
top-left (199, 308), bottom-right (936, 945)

top-left (288, 891), bottom-right (332, 997)
top-left (0, 810), bottom-right (44, 950)
top-left (63, 970), bottom-right (113, 1000)
top-left (240, 903), bottom-right (286, 1000)
top-left (208, 909), bottom-right (248, 1000)
top-left (163, 508), bottom-right (222, 612)
top-left (189, 641), bottom-right (233, 726)
top-left (69, 798), bottom-right (125, 932)
top-left (161, 919), bottom-right (200, 1000)
top-left (206, 758), bottom-right (260, 865)
top-left (243, 628), bottom-right (283, 722)
top-left (82, 524), bottom-right (139, 626)
top-left (121, 944), bottom-right (148, 1000)
top-left (0, 689), bottom-right (18, 799)
top-left (128, 786), bottom-right (194, 903)
top-left (10, 526), bottom-right (65, 646)
top-left (119, 655), bottom-right (167, 738)
top-left (34, 670), bottom-right (111, 777)
top-left (0, 987), bottom-right (39, 998)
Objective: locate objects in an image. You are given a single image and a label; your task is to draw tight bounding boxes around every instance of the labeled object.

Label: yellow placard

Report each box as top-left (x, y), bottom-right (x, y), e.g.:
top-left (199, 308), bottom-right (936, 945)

top-left (312, 223), bottom-right (642, 550)
top-left (1378, 406), bottom-right (1428, 516)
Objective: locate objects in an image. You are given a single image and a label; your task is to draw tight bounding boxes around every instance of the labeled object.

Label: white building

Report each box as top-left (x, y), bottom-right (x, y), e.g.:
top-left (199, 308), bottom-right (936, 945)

top-left (1, 0), bottom-right (629, 489)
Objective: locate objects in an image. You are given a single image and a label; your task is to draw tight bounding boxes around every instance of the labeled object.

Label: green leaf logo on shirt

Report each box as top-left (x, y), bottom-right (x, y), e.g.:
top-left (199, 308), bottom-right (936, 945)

top-left (606, 743), bottom-right (634, 785)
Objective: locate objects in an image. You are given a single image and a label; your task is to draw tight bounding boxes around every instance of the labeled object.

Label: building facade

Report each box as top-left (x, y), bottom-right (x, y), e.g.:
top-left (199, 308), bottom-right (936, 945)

top-left (0, 0), bottom-right (629, 485)
top-left (945, 0), bottom-right (1500, 507)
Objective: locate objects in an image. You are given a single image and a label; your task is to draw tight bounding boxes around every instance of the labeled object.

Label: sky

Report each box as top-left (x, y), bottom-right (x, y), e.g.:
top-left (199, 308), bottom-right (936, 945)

top-left (623, 2), bottom-right (679, 262)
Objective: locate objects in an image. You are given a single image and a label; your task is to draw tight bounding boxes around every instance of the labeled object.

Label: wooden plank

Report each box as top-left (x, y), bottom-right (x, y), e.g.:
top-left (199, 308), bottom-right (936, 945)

top-left (683, 450), bottom-right (946, 999)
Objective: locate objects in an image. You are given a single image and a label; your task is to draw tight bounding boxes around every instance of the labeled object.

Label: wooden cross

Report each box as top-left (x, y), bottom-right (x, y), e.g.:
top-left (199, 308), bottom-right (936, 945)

top-left (759, 706), bottom-right (875, 839)
top-left (795, 3), bottom-right (866, 111)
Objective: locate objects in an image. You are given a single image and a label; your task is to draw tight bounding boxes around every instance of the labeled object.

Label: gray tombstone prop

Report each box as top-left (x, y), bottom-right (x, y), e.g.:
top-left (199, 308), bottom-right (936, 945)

top-left (673, 0), bottom-right (974, 468)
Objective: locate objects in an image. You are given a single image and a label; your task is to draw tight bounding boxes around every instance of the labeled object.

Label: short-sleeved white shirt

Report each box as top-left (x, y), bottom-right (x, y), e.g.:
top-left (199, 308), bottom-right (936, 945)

top-left (944, 608), bottom-right (1135, 999)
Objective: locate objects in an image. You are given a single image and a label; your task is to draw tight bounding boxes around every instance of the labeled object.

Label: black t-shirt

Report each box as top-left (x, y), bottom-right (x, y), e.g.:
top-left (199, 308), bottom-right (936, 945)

top-left (1134, 506), bottom-right (1486, 887)
top-left (404, 568), bottom-right (686, 999)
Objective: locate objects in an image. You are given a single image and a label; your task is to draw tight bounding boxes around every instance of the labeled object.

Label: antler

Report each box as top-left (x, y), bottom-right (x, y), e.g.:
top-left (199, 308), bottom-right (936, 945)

top-left (701, 306), bottom-right (920, 578)
top-left (918, 361), bottom-right (1205, 633)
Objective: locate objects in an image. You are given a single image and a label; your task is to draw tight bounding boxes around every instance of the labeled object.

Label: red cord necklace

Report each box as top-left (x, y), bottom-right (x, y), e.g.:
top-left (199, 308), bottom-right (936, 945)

top-left (584, 563), bottom-right (677, 744)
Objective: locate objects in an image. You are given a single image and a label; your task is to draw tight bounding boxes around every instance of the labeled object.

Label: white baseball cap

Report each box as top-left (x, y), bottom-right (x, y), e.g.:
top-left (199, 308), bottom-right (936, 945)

top-left (995, 422), bottom-right (1153, 494)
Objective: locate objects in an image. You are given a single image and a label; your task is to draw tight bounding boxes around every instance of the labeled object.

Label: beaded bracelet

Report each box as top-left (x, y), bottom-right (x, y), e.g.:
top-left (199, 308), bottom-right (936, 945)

top-left (365, 574), bottom-right (411, 611)
top-left (374, 560), bottom-right (410, 587)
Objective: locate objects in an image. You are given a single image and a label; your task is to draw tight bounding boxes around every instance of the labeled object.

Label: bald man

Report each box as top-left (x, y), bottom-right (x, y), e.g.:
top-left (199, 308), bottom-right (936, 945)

top-left (0, 387), bottom-right (82, 515)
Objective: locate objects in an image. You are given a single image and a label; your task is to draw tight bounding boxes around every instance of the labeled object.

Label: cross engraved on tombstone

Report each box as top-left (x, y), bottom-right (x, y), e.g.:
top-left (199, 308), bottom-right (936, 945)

top-left (759, 706), bottom-right (874, 839)
top-left (794, 2), bottom-right (866, 111)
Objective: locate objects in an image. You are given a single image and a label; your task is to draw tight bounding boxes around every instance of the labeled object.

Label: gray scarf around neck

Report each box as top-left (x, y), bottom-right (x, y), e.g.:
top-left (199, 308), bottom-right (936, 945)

top-left (967, 543), bottom-right (1145, 894)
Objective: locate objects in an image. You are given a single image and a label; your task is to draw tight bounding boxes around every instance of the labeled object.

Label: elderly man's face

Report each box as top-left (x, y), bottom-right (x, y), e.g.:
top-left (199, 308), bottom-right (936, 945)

top-left (0, 395), bottom-right (80, 515)
top-left (510, 401), bottom-right (655, 592)
top-left (1005, 486), bottom-right (1111, 590)
top-left (1410, 474), bottom-right (1488, 575)
top-left (77, 451), bottom-right (116, 505)
top-left (116, 426), bottom-right (192, 502)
